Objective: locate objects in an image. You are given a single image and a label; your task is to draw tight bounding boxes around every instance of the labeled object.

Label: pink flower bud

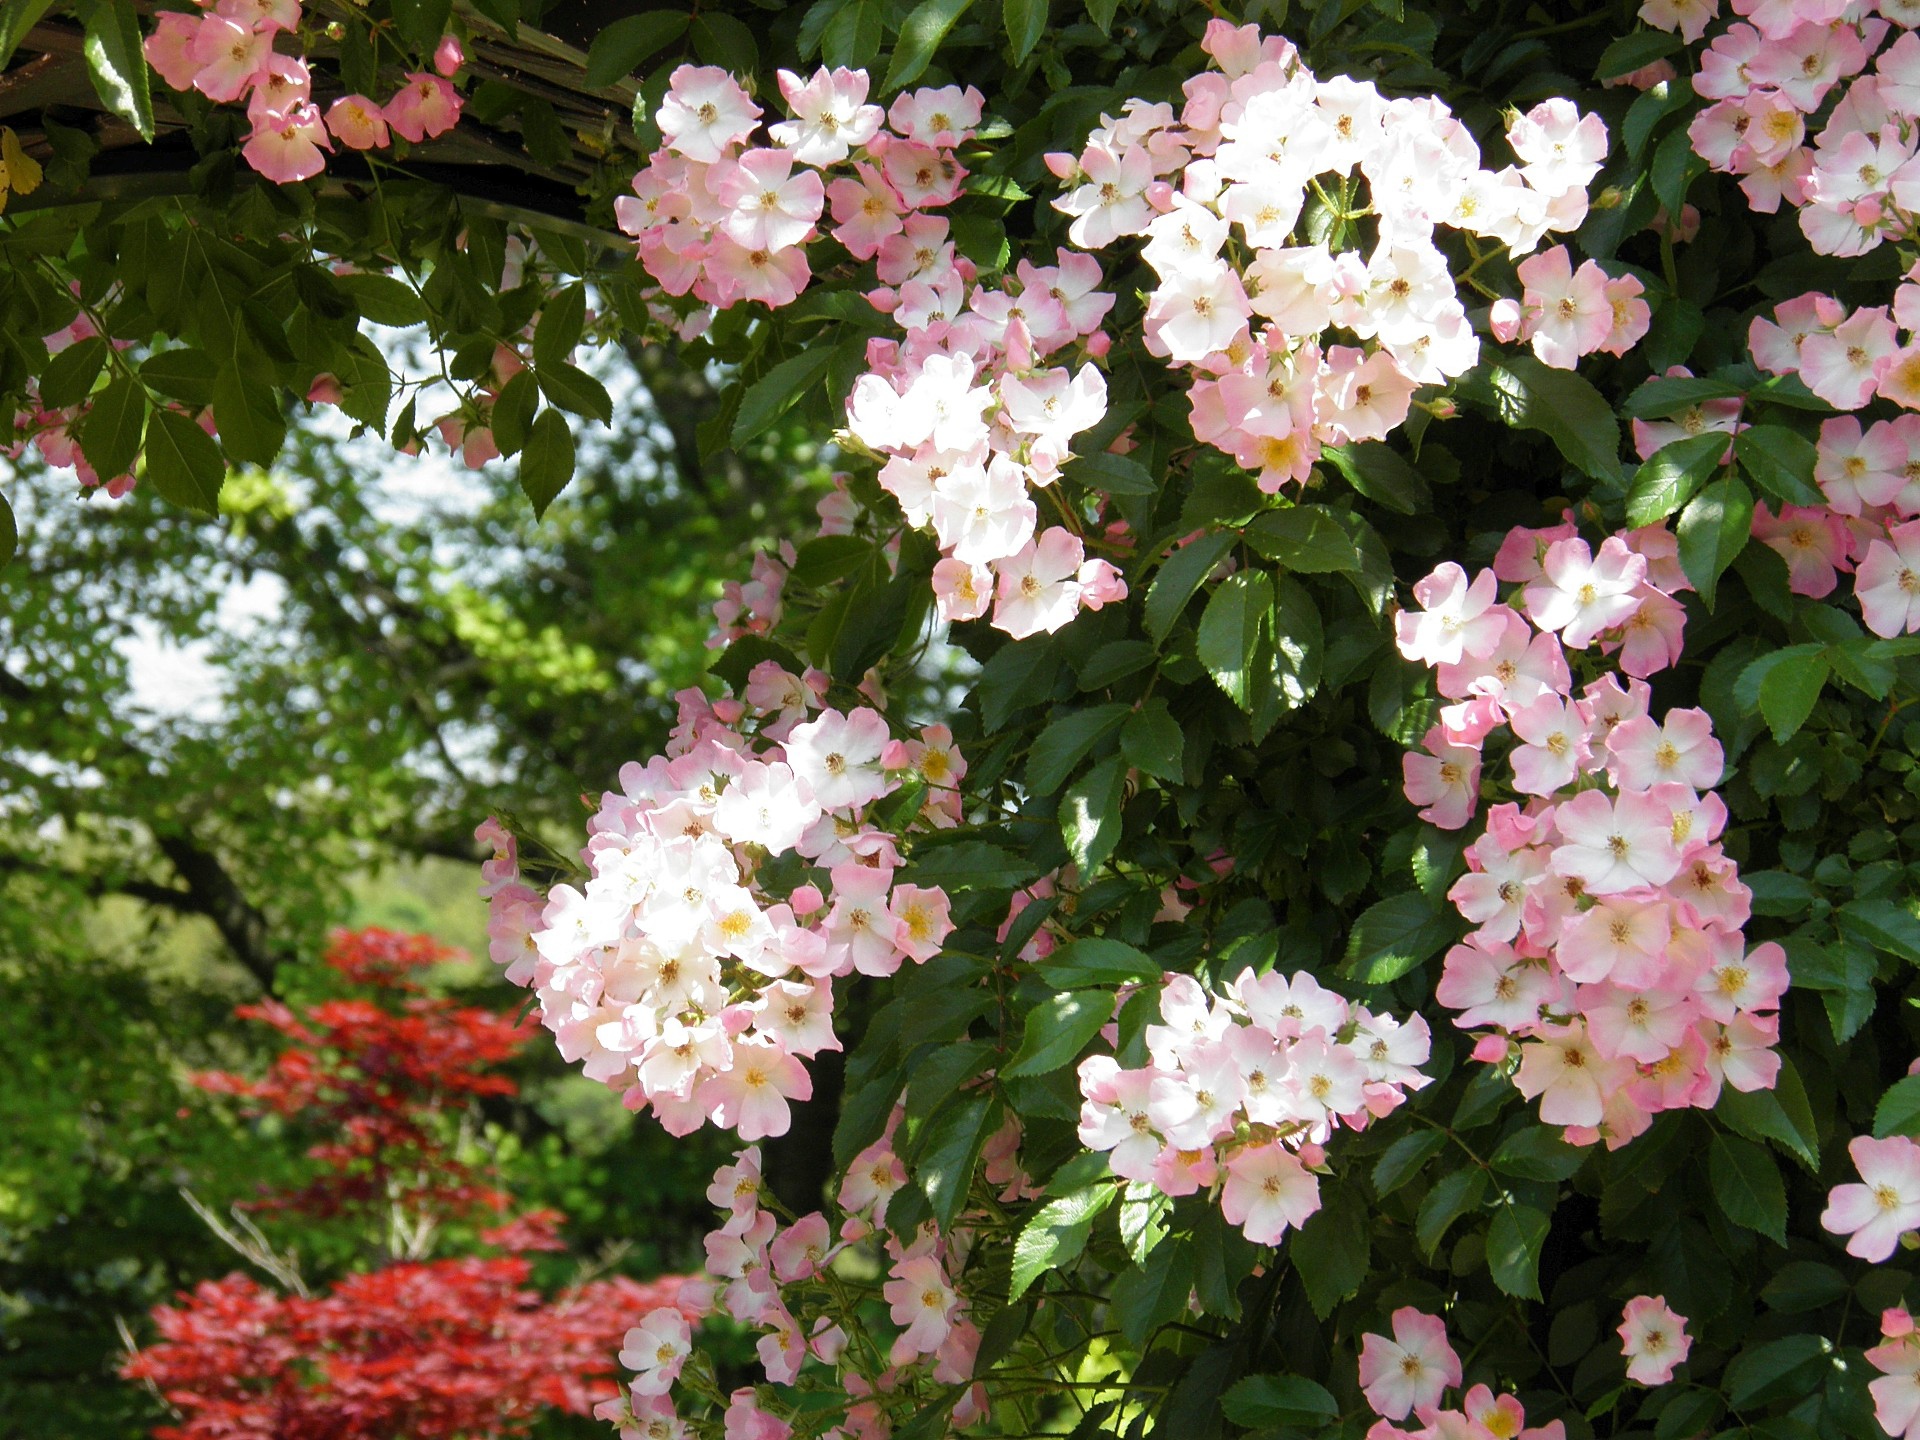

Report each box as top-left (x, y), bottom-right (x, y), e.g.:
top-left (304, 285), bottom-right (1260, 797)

top-left (433, 34), bottom-right (464, 76)
top-left (789, 883), bottom-right (825, 917)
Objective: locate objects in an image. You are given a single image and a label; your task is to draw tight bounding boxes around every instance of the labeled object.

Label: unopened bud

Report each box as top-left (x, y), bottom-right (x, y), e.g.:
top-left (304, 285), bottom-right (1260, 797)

top-left (1595, 186), bottom-right (1625, 210)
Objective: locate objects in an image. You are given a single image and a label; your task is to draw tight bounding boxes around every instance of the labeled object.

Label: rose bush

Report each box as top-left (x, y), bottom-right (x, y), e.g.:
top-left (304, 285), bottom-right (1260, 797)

top-left (9, 0), bottom-right (1920, 1435)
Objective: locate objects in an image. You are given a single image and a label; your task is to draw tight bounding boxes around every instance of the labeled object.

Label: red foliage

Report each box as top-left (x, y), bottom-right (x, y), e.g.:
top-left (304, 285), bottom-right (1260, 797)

top-left (123, 1262), bottom-right (702, 1440)
top-left (127, 928), bottom-right (700, 1439)
top-left (190, 927), bottom-right (534, 1220)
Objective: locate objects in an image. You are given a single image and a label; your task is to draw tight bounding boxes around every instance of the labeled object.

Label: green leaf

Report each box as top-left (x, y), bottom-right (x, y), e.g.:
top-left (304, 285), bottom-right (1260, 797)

top-left (790, 534), bottom-right (874, 588)
top-left (1061, 753), bottom-right (1125, 876)
top-left (1595, 28), bottom-right (1681, 78)
top-left (1067, 450), bottom-right (1156, 495)
top-left (823, 0), bottom-right (886, 69)
top-left (535, 361), bottom-right (614, 425)
top-left (1735, 425), bottom-right (1824, 508)
top-left (1709, 1133), bottom-right (1786, 1244)
top-left (1876, 1075), bottom-right (1920, 1139)
top-left (1492, 1127), bottom-right (1588, 1182)
top-left (1474, 356), bottom-right (1622, 482)
top-left (1724, 1335), bottom-right (1829, 1409)
top-left (1676, 476), bottom-right (1753, 608)
top-left (1145, 531), bottom-right (1237, 644)
top-left (1003, 991), bottom-right (1112, 1078)
top-left (336, 273), bottom-right (426, 327)
top-left (584, 10), bottom-right (689, 87)
top-left (0, 489), bottom-right (16, 569)
top-left (518, 408), bottom-right (576, 519)
top-left (211, 367), bottom-right (284, 468)
top-left (1085, 0), bottom-right (1118, 30)
top-left (883, 0), bottom-right (976, 92)
top-left (1757, 649), bottom-right (1829, 742)
top-left (1040, 937), bottom-right (1161, 988)
top-left (1292, 1195), bottom-right (1367, 1317)
top-left (1625, 432), bottom-right (1729, 527)
top-left (140, 349), bottom-right (217, 406)
top-left (1322, 442), bottom-right (1427, 515)
top-left (532, 284), bottom-right (586, 369)
top-left (143, 407), bottom-right (225, 514)
top-left (1009, 1183), bottom-right (1114, 1300)
top-left (907, 840), bottom-right (1040, 890)
top-left (1198, 570), bottom-right (1271, 710)
top-left (691, 11), bottom-right (759, 70)
top-left (732, 348), bottom-right (838, 448)
top-left (1026, 703), bottom-right (1129, 795)
top-left (76, 373), bottom-right (147, 483)
top-left (1416, 1167), bottom-right (1486, 1255)
top-left (1121, 702), bottom-right (1183, 783)
top-left (1222, 1375), bottom-right (1340, 1430)
top-left (1343, 891), bottom-right (1452, 984)
top-left (40, 336), bottom-right (108, 409)
top-left (1761, 1261), bottom-right (1850, 1314)
top-left (1623, 374), bottom-right (1747, 418)
top-left (1245, 505), bottom-right (1363, 572)
top-left (1652, 124), bottom-right (1704, 219)
top-left (490, 369), bottom-right (538, 458)
top-left (1118, 1182), bottom-right (1168, 1265)
top-left (390, 0), bottom-right (452, 49)
top-left (914, 1091), bottom-right (996, 1230)
top-left (81, 0), bottom-right (154, 141)
top-left (1488, 1203), bottom-right (1550, 1300)
top-left (1373, 1131), bottom-right (1446, 1198)
top-left (0, 0), bottom-right (55, 71)
top-left (1003, 0), bottom-right (1048, 62)
top-left (1839, 897), bottom-right (1920, 965)
top-left (1077, 639), bottom-right (1155, 690)
top-left (1111, 1235), bottom-right (1193, 1346)
top-left (1624, 77), bottom-right (1695, 165)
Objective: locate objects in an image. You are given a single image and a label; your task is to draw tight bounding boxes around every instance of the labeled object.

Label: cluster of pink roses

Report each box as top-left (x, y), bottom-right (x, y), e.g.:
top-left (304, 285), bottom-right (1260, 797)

top-left (1075, 968), bottom-right (1432, 1243)
top-left (1657, 0), bottom-right (1920, 250)
top-left (143, 0), bottom-right (463, 183)
top-left (1358, 1298), bottom-right (1688, 1438)
top-left (1490, 245), bottom-right (1651, 370)
top-left (1046, 22), bottom-right (1612, 487)
top-left (1396, 531), bottom-right (1788, 1147)
top-left (12, 305), bottom-right (172, 497)
top-left (599, 1138), bottom-right (991, 1440)
top-left (615, 62), bottom-right (1128, 640)
top-left (473, 659), bottom-right (962, 1144)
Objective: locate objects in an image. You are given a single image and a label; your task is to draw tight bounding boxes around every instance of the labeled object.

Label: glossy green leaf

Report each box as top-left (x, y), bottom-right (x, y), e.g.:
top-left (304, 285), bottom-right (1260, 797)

top-left (1839, 897), bottom-right (1920, 965)
top-left (76, 373), bottom-right (147, 484)
top-left (1026, 703), bottom-right (1128, 795)
top-left (1009, 1183), bottom-right (1113, 1300)
top-left (732, 348), bottom-right (839, 448)
top-left (584, 10), bottom-right (689, 87)
top-left (1121, 701), bottom-right (1183, 783)
top-left (1343, 891), bottom-right (1452, 984)
top-left (1475, 355), bottom-right (1622, 482)
top-left (914, 1091), bottom-right (996, 1230)
top-left (1145, 531), bottom-right (1237, 644)
top-left (1877, 1075), bottom-right (1920, 1138)
top-left (1488, 1203), bottom-right (1550, 1299)
top-left (1223, 1375), bottom-right (1340, 1430)
top-left (1041, 938), bottom-right (1161, 988)
top-left (1293, 1195), bottom-right (1368, 1317)
top-left (1061, 752), bottom-right (1125, 875)
top-left (1735, 425), bottom-right (1823, 508)
top-left (1323, 442), bottom-right (1427, 515)
top-left (0, 489), bottom-right (16, 569)
top-left (535, 361), bottom-right (614, 425)
top-left (81, 0), bottom-right (154, 141)
top-left (1625, 432), bottom-right (1729, 527)
top-left (1003, 991), bottom-right (1112, 1078)
top-left (143, 407), bottom-right (225, 515)
top-left (1676, 476), bottom-right (1753, 608)
top-left (1004, 0), bottom-right (1048, 63)
top-left (0, 0), bottom-right (55, 71)
top-left (1198, 570), bottom-right (1271, 710)
top-left (883, 0), bottom-right (976, 91)
top-left (1709, 1133), bottom-right (1786, 1244)
top-left (1111, 1235), bottom-right (1192, 1346)
top-left (518, 407), bottom-right (576, 519)
top-left (1245, 505), bottom-right (1363, 572)
top-left (532, 284), bottom-right (586, 369)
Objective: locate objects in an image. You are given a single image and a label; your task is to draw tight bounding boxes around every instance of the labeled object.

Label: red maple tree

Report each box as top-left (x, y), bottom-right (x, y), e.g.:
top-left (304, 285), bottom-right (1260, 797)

top-left (123, 928), bottom-right (698, 1439)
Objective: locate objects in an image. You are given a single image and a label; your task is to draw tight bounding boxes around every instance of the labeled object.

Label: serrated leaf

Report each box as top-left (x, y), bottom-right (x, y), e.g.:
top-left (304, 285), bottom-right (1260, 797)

top-left (1292, 1195), bottom-right (1367, 1317)
top-left (1709, 1133), bottom-right (1786, 1244)
top-left (914, 1091), bottom-right (996, 1230)
top-left (1676, 476), bottom-right (1753, 608)
top-left (1625, 432), bottom-right (1728, 527)
top-left (337, 273), bottom-right (425, 327)
top-left (1343, 892), bottom-right (1452, 984)
top-left (823, 0), bottom-right (885, 69)
top-left (732, 348), bottom-right (838, 448)
top-left (1838, 897), bottom-right (1920, 965)
top-left (536, 360), bottom-right (613, 425)
top-left (1492, 1127), bottom-right (1587, 1182)
top-left (1757, 650), bottom-right (1829, 742)
top-left (1488, 1203), bottom-right (1550, 1299)
top-left (1416, 1167), bottom-right (1486, 1255)
top-left (1724, 1335), bottom-right (1829, 1409)
top-left (1009, 1184), bottom-right (1114, 1300)
top-left (1121, 702), bottom-right (1183, 783)
top-left (1145, 531), bottom-right (1237, 644)
top-left (0, 0), bottom-right (55, 71)
top-left (1222, 1374), bottom-right (1340, 1429)
top-left (1474, 356), bottom-right (1622, 481)
top-left (1003, 991), bottom-right (1112, 1078)
top-left (140, 349), bottom-right (217, 406)
top-left (1877, 1075), bottom-right (1920, 1139)
top-left (1322, 441), bottom-right (1427, 514)
top-left (518, 407), bottom-right (575, 518)
top-left (1061, 753), bottom-right (1125, 875)
top-left (1111, 1235), bottom-right (1192, 1344)
top-left (143, 407), bottom-right (225, 514)
top-left (76, 372), bottom-right (146, 483)
top-left (1003, 0), bottom-right (1047, 62)
top-left (1736, 425), bottom-right (1823, 508)
top-left (907, 840), bottom-right (1040, 890)
top-left (1373, 1131), bottom-right (1445, 1198)
top-left (583, 10), bottom-right (688, 87)
top-left (884, 0), bottom-right (976, 91)
top-left (1198, 569), bottom-right (1271, 710)
top-left (1026, 703), bottom-right (1129, 795)
top-left (1119, 1183), bottom-right (1169, 1266)
top-left (1067, 450), bottom-right (1156, 495)
top-left (532, 283), bottom-right (586, 369)
top-left (1595, 28), bottom-right (1681, 79)
top-left (39, 335), bottom-right (108, 409)
top-left (82, 0), bottom-right (153, 141)
top-left (1245, 505), bottom-right (1362, 572)
top-left (1040, 937), bottom-right (1161, 988)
